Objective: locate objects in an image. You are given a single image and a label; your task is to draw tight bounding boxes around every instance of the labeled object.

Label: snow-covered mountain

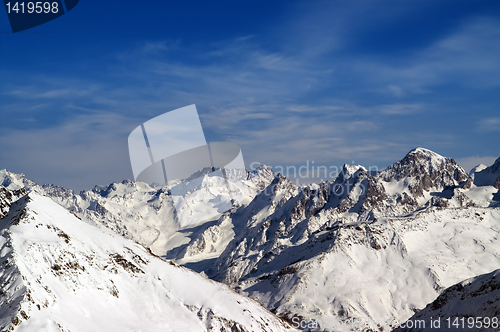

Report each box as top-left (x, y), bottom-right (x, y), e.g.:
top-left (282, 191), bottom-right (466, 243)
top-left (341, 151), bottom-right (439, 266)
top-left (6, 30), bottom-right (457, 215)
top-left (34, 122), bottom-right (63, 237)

top-left (0, 166), bottom-right (275, 264)
top-left (473, 156), bottom-right (500, 188)
top-left (203, 148), bottom-right (500, 331)
top-left (1, 147), bottom-right (499, 332)
top-left (394, 268), bottom-right (500, 332)
top-left (377, 148), bottom-right (472, 210)
top-left (0, 188), bottom-right (296, 332)
top-left (469, 163), bottom-right (488, 178)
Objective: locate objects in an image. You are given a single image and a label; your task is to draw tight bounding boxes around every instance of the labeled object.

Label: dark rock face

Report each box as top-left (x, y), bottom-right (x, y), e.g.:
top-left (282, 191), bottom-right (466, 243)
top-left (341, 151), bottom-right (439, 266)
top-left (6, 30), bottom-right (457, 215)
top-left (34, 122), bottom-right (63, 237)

top-left (492, 157), bottom-right (500, 174)
top-left (361, 176), bottom-right (388, 212)
top-left (210, 148), bottom-right (486, 293)
top-left (0, 187), bottom-right (28, 219)
top-left (494, 177), bottom-right (500, 189)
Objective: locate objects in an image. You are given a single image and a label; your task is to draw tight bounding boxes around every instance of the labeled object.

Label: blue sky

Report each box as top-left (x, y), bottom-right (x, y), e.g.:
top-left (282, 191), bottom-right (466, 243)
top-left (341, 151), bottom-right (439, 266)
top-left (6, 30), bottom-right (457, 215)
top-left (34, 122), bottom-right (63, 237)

top-left (1, 0), bottom-right (499, 190)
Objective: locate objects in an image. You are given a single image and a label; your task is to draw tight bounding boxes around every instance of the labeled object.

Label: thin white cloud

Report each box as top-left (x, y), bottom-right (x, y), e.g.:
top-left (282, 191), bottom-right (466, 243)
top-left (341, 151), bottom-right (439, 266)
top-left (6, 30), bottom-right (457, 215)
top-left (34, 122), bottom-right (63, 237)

top-left (476, 117), bottom-right (500, 132)
top-left (376, 104), bottom-right (422, 115)
top-left (1, 12), bottom-right (499, 189)
top-left (0, 112), bottom-right (135, 190)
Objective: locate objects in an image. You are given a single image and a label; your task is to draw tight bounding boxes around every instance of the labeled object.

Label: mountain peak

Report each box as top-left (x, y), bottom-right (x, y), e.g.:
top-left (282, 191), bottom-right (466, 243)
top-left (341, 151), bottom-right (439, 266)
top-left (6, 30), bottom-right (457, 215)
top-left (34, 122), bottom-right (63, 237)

top-left (492, 156), bottom-right (500, 173)
top-left (342, 164), bottom-right (367, 176)
top-left (407, 147), bottom-right (446, 161)
top-left (0, 169), bottom-right (31, 191)
top-left (378, 148), bottom-right (470, 197)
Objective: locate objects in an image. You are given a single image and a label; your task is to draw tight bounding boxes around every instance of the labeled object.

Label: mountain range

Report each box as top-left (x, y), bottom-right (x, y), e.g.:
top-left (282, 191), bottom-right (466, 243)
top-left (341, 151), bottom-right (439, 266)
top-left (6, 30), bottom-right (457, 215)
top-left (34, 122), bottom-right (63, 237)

top-left (1, 147), bottom-right (499, 331)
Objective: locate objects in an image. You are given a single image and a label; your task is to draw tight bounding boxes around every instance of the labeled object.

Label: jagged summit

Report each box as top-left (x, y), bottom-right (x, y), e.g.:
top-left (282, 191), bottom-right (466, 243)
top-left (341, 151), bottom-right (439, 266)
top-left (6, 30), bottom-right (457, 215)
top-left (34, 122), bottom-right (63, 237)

top-left (341, 164), bottom-right (367, 178)
top-left (377, 148), bottom-right (470, 198)
top-left (493, 156), bottom-right (500, 173)
top-left (0, 170), bottom-right (35, 191)
top-left (2, 146), bottom-right (500, 332)
top-left (383, 147), bottom-right (455, 178)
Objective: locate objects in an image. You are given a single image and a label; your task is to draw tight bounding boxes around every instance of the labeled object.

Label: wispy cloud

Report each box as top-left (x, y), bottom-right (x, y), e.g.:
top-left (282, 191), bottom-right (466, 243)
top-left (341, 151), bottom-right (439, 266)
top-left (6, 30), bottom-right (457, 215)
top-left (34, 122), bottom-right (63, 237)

top-left (375, 104), bottom-right (423, 115)
top-left (476, 117), bottom-right (500, 132)
top-left (0, 112), bottom-right (135, 190)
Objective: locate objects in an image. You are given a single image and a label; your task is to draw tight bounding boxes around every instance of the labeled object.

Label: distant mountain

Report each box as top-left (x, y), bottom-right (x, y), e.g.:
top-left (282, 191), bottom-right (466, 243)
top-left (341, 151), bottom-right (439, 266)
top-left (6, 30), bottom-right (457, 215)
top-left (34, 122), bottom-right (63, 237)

top-left (473, 156), bottom-right (500, 189)
top-left (0, 189), bottom-right (296, 332)
top-left (469, 163), bottom-right (488, 178)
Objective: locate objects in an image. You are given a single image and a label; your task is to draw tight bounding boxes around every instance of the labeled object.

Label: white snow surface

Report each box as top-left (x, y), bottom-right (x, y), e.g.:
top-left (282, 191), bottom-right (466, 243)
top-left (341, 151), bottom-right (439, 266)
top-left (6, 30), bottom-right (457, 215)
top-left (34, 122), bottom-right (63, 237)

top-left (206, 150), bottom-right (500, 331)
top-left (212, 203), bottom-right (500, 331)
top-left (0, 191), bottom-right (295, 332)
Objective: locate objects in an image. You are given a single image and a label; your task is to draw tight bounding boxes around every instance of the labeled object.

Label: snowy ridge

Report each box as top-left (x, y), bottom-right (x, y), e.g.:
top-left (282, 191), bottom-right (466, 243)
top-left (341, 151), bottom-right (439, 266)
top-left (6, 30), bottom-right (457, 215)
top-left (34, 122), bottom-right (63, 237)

top-left (377, 148), bottom-right (471, 207)
top-left (0, 189), bottom-right (296, 332)
top-left (0, 170), bottom-right (37, 192)
top-left (0, 187), bottom-right (27, 219)
top-left (209, 199), bottom-right (500, 331)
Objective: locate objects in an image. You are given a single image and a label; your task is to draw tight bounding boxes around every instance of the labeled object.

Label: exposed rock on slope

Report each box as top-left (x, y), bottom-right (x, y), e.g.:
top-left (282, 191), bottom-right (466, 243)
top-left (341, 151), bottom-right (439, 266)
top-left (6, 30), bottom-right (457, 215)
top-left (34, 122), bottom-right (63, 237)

top-left (378, 148), bottom-right (470, 194)
top-left (376, 148), bottom-right (472, 213)
top-left (0, 167), bottom-right (275, 262)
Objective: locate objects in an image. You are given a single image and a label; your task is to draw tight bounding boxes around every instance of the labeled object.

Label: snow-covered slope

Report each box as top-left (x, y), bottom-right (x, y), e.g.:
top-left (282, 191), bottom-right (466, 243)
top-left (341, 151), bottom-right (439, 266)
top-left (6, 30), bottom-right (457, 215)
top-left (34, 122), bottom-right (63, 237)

top-left (464, 157), bottom-right (500, 207)
top-left (394, 268), bottom-right (500, 332)
top-left (210, 201), bottom-right (500, 331)
top-left (0, 189), bottom-right (296, 332)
